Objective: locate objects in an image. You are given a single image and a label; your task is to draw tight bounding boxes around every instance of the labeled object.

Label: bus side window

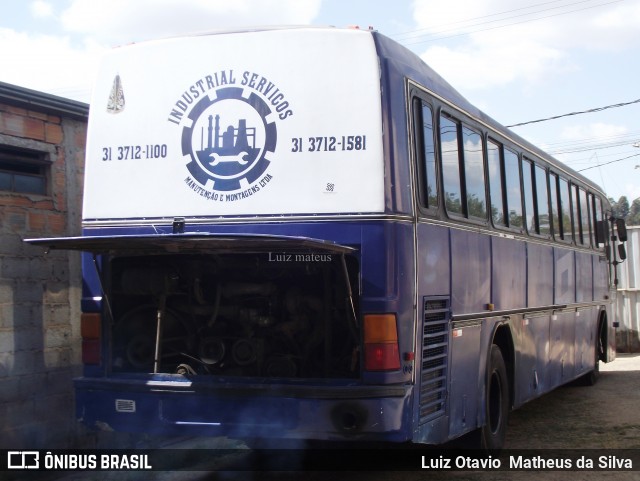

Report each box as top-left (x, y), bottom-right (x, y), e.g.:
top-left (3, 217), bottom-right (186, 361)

top-left (588, 193), bottom-right (597, 247)
top-left (439, 113), bottom-right (487, 220)
top-left (461, 126), bottom-right (486, 219)
top-left (522, 158), bottom-right (536, 233)
top-left (549, 173), bottom-right (560, 239)
top-left (439, 114), bottom-right (463, 215)
top-left (416, 101), bottom-right (438, 209)
top-left (487, 140), bottom-right (507, 227)
top-left (572, 184), bottom-right (582, 244)
top-left (559, 177), bottom-right (573, 242)
top-left (504, 148), bottom-right (523, 228)
top-left (579, 188), bottom-right (591, 247)
top-left (592, 194), bottom-right (605, 249)
top-left (535, 164), bottom-right (550, 236)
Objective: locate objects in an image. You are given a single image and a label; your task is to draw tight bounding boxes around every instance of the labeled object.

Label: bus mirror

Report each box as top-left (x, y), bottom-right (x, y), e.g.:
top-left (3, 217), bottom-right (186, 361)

top-left (616, 218), bottom-right (628, 242)
top-left (595, 220), bottom-right (609, 245)
top-left (618, 244), bottom-right (627, 261)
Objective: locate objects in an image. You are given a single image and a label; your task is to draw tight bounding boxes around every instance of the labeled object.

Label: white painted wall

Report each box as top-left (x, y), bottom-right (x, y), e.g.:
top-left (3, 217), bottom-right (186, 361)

top-left (616, 225), bottom-right (640, 352)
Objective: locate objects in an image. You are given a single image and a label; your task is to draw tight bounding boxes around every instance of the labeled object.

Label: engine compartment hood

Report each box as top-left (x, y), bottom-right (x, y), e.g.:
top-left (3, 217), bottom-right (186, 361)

top-left (24, 233), bottom-right (357, 255)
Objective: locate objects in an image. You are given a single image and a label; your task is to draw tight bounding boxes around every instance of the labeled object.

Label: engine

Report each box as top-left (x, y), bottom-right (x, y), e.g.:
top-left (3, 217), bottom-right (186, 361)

top-left (109, 252), bottom-right (359, 379)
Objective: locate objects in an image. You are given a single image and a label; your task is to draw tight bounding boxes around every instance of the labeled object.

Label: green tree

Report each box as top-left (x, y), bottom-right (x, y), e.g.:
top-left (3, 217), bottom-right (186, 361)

top-left (629, 198), bottom-right (640, 226)
top-left (610, 196), bottom-right (630, 219)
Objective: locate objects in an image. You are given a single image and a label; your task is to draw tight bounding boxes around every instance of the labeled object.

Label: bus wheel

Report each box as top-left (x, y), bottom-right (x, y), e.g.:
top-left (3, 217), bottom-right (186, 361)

top-left (480, 344), bottom-right (509, 452)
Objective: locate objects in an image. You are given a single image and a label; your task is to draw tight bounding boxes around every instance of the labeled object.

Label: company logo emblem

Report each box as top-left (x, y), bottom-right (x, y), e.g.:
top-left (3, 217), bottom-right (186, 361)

top-left (168, 70), bottom-right (293, 202)
top-left (107, 74), bottom-right (125, 114)
top-left (8, 451), bottom-right (39, 469)
top-left (182, 87), bottom-right (275, 192)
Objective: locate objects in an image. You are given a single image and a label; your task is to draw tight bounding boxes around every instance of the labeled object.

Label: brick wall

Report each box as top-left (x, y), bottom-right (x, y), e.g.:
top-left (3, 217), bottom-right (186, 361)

top-left (0, 94), bottom-right (87, 448)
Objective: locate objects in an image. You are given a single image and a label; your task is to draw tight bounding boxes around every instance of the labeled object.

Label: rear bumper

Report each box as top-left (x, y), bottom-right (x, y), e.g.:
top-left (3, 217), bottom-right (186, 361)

top-left (75, 377), bottom-right (413, 443)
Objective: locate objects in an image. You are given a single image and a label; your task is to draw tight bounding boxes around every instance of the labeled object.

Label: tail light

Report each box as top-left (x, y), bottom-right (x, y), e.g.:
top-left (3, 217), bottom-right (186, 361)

top-left (81, 312), bottom-right (101, 364)
top-left (364, 314), bottom-right (400, 371)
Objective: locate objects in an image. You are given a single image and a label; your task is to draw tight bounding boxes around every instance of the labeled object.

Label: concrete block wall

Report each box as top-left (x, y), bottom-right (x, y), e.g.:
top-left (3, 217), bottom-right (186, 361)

top-left (0, 93), bottom-right (87, 448)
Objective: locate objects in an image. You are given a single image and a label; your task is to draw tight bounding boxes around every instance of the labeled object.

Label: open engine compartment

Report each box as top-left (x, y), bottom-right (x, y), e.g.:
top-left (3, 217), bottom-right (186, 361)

top-left (107, 251), bottom-right (360, 380)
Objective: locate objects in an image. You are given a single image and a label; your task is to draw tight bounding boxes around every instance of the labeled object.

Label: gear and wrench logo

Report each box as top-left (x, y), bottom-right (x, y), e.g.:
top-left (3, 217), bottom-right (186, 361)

top-left (182, 87), bottom-right (276, 192)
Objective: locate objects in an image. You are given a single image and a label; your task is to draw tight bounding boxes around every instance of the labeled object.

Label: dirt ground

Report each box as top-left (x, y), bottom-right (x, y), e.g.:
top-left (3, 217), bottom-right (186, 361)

top-left (19, 353), bottom-right (640, 481)
top-left (504, 353), bottom-right (640, 451)
top-left (444, 352), bottom-right (640, 481)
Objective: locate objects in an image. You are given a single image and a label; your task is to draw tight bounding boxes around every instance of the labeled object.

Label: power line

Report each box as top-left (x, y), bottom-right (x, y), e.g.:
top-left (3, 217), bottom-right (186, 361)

top-left (563, 148), bottom-right (640, 165)
top-left (507, 97), bottom-right (640, 128)
top-left (577, 153), bottom-right (640, 172)
top-left (399, 0), bottom-right (624, 46)
top-left (392, 0), bottom-right (579, 40)
top-left (551, 139), bottom-right (640, 155)
top-left (544, 129), bottom-right (640, 150)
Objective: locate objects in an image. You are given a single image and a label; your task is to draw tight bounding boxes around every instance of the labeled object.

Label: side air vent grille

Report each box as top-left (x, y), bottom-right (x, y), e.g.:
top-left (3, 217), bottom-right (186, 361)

top-left (419, 296), bottom-right (450, 424)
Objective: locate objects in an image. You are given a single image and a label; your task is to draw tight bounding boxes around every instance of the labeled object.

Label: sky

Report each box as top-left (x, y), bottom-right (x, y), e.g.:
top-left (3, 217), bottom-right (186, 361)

top-left (1, 0), bottom-right (639, 203)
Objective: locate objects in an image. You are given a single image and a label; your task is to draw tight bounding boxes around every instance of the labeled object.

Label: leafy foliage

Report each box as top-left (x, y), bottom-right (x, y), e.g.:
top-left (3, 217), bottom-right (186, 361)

top-left (610, 196), bottom-right (640, 225)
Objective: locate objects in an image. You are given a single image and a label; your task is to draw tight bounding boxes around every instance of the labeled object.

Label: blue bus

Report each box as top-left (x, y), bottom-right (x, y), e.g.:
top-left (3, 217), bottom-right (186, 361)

top-left (27, 26), bottom-right (627, 450)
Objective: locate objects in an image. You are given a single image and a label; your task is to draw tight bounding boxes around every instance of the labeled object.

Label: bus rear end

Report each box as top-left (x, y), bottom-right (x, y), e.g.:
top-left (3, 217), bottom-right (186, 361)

top-left (28, 27), bottom-right (417, 444)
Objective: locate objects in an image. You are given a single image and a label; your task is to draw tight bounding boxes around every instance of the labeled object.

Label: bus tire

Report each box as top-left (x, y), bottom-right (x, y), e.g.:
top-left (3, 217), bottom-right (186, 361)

top-left (479, 344), bottom-right (509, 452)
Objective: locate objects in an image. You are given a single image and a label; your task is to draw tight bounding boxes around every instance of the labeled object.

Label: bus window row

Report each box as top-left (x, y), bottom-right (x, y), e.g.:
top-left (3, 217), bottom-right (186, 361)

top-left (415, 99), bottom-right (606, 251)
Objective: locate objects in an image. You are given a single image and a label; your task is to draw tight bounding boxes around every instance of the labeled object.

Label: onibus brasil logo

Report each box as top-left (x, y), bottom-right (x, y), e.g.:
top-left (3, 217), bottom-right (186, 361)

top-left (167, 70), bottom-right (293, 202)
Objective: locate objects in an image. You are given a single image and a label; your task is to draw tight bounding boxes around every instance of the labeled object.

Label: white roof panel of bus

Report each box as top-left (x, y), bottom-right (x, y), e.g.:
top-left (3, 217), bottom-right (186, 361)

top-left (83, 28), bottom-right (385, 221)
